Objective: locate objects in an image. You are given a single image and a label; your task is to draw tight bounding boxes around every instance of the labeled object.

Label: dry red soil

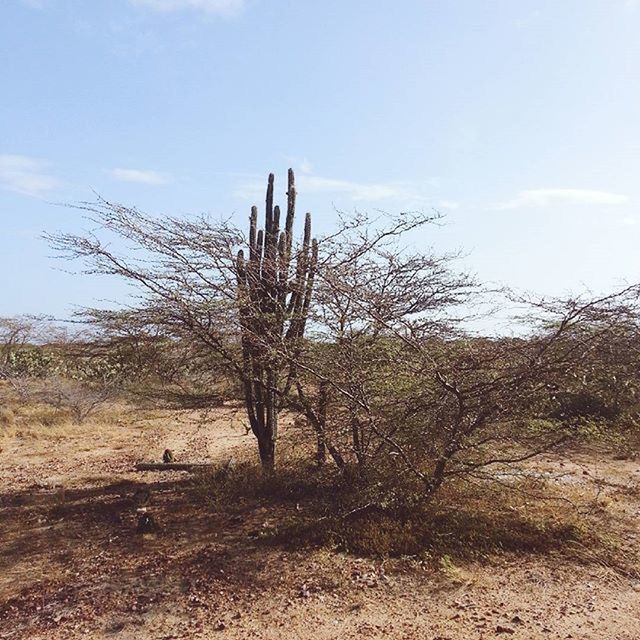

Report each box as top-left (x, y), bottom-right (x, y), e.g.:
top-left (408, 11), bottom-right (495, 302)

top-left (1, 403), bottom-right (639, 639)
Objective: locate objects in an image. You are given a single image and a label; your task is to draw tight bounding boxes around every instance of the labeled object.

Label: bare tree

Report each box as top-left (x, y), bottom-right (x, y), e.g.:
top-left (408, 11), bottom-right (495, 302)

top-left (289, 212), bottom-right (477, 478)
top-left (0, 315), bottom-right (48, 369)
top-left (49, 170), bottom-right (639, 492)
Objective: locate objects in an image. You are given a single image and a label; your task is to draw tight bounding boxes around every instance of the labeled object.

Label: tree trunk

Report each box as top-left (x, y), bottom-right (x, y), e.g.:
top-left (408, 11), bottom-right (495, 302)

top-left (350, 412), bottom-right (365, 469)
top-left (316, 432), bottom-right (327, 465)
top-left (315, 379), bottom-right (329, 465)
top-left (258, 435), bottom-right (275, 471)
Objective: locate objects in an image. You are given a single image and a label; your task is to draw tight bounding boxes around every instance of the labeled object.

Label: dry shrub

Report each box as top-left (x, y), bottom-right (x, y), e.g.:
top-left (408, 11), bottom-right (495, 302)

top-left (285, 481), bottom-right (594, 560)
top-left (0, 377), bottom-right (119, 431)
top-left (192, 460), bottom-right (633, 574)
top-left (342, 511), bottom-right (422, 556)
top-left (610, 428), bottom-right (640, 460)
top-left (0, 406), bottom-right (16, 448)
top-left (29, 404), bottom-right (69, 428)
top-left (34, 378), bottom-right (115, 424)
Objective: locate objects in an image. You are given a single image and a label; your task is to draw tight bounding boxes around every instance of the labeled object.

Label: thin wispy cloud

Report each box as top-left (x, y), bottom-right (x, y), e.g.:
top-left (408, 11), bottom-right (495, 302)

top-left (0, 155), bottom-right (60, 197)
top-left (297, 175), bottom-right (405, 201)
top-left (498, 188), bottom-right (629, 210)
top-left (236, 173), bottom-right (406, 202)
top-left (128, 0), bottom-right (244, 14)
top-left (235, 165), bottom-right (445, 205)
top-left (109, 168), bottom-right (171, 185)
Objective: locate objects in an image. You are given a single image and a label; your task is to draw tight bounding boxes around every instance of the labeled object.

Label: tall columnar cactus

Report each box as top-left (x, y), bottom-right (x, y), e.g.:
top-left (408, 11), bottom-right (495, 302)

top-left (236, 169), bottom-right (317, 469)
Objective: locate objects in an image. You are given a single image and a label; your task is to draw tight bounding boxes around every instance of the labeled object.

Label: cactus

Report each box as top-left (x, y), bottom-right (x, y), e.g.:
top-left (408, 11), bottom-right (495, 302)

top-left (236, 169), bottom-right (317, 469)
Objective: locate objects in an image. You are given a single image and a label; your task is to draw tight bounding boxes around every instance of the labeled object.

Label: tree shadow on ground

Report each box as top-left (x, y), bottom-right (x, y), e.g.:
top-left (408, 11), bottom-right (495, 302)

top-left (0, 473), bottom-right (306, 636)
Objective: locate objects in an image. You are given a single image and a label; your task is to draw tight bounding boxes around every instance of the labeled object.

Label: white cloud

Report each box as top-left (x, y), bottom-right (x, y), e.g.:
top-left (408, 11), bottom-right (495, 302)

top-left (0, 155), bottom-right (59, 197)
top-left (234, 164), bottom-right (450, 207)
top-left (236, 168), bottom-right (418, 203)
top-left (498, 188), bottom-right (628, 210)
top-left (296, 175), bottom-right (404, 201)
top-left (109, 168), bottom-right (171, 185)
top-left (129, 0), bottom-right (244, 14)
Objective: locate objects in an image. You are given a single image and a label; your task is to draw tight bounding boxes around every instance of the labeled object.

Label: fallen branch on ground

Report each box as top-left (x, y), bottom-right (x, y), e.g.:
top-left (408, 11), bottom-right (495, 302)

top-left (134, 462), bottom-right (214, 472)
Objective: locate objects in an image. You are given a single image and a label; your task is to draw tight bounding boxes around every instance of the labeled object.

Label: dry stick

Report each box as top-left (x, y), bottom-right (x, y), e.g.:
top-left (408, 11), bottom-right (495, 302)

top-left (135, 463), bottom-right (214, 472)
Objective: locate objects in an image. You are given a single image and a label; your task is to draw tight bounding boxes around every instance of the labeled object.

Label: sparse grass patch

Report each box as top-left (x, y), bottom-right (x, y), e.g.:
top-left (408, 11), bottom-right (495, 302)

top-left (27, 404), bottom-right (69, 428)
top-left (191, 458), bottom-right (329, 510)
top-left (0, 382), bottom-right (142, 440)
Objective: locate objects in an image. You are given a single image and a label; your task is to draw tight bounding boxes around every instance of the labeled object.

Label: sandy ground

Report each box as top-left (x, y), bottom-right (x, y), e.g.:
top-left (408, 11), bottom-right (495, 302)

top-left (1, 400), bottom-right (639, 640)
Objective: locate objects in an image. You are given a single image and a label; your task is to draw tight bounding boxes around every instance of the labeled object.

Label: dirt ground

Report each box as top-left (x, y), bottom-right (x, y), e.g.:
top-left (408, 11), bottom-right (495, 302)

top-left (1, 398), bottom-right (639, 640)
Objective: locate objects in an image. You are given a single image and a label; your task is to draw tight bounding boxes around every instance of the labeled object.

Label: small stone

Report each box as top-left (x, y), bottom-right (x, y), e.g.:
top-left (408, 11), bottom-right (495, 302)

top-left (496, 625), bottom-right (515, 634)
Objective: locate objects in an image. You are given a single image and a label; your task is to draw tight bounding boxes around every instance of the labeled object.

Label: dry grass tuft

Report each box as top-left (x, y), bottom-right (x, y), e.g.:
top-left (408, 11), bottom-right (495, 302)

top-left (0, 406), bottom-right (16, 428)
top-left (0, 381), bottom-right (141, 441)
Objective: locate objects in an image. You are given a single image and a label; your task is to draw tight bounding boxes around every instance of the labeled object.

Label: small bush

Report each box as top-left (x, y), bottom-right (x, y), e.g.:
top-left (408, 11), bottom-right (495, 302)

top-left (549, 391), bottom-right (621, 423)
top-left (343, 511), bottom-right (422, 556)
top-left (301, 491), bottom-right (592, 559)
top-left (26, 378), bottom-right (115, 425)
top-left (191, 459), bottom-right (330, 510)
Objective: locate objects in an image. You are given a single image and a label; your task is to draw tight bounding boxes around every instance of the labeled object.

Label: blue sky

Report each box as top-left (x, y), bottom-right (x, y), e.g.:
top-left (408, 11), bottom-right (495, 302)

top-left (1, 0), bottom-right (639, 318)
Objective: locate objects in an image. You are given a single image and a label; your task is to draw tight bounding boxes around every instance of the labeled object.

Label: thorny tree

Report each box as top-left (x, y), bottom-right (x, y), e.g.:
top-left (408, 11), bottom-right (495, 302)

top-left (290, 217), bottom-right (640, 501)
top-left (288, 210), bottom-right (475, 471)
top-left (49, 173), bottom-right (640, 495)
top-left (0, 315), bottom-right (49, 370)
